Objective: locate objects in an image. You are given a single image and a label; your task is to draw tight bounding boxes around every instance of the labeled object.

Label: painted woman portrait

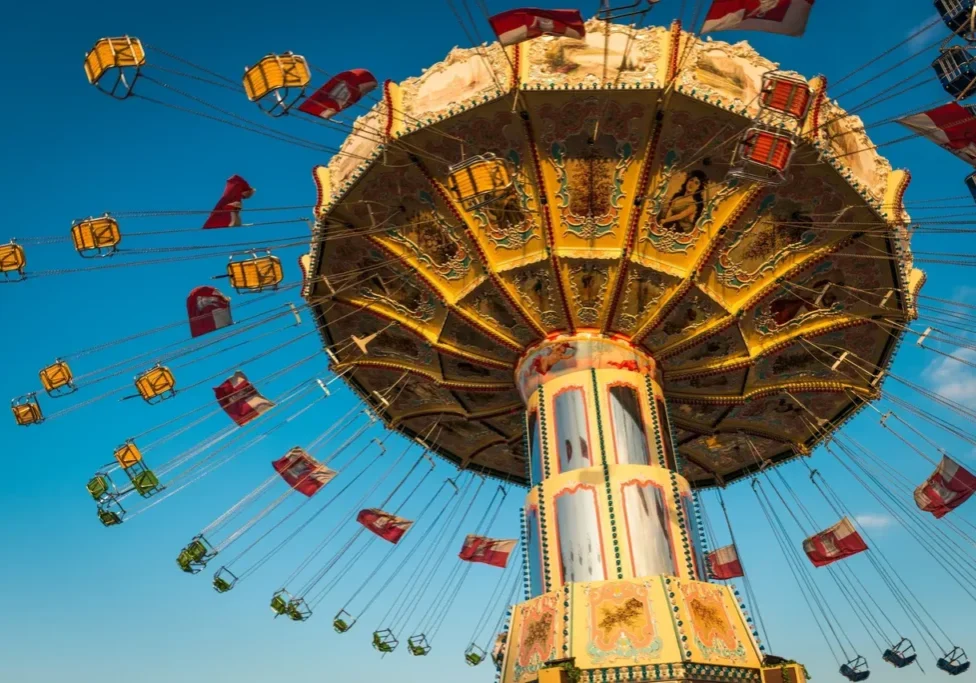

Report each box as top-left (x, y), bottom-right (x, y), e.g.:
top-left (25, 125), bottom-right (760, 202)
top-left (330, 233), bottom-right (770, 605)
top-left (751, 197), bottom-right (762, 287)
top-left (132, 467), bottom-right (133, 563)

top-left (657, 170), bottom-right (708, 234)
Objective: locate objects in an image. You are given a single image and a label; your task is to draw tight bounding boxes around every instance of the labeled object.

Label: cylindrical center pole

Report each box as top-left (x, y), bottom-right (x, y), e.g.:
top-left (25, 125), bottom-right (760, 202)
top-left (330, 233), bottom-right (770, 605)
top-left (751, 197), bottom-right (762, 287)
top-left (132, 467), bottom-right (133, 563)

top-left (516, 333), bottom-right (707, 596)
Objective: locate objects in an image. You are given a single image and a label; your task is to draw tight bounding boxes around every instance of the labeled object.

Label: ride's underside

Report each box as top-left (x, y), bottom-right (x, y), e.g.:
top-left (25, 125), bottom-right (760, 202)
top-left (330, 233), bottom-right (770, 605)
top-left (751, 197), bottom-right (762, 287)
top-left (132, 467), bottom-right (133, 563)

top-left (306, 20), bottom-right (923, 488)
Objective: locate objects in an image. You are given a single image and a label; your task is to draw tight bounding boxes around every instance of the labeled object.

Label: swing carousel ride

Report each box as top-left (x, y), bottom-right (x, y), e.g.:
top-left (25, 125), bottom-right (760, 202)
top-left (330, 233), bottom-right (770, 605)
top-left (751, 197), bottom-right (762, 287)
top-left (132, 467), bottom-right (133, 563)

top-left (8, 1), bottom-right (976, 681)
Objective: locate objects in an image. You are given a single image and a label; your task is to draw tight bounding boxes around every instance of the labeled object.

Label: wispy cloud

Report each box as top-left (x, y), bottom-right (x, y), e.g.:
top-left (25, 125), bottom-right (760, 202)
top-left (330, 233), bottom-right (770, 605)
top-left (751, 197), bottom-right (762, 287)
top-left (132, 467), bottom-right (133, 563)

top-left (923, 347), bottom-right (976, 407)
top-left (906, 15), bottom-right (943, 52)
top-left (855, 513), bottom-right (894, 530)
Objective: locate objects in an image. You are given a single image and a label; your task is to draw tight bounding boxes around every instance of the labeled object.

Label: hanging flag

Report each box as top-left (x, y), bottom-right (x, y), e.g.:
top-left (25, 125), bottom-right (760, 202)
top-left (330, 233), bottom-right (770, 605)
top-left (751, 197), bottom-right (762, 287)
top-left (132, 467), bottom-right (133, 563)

top-left (458, 534), bottom-right (517, 568)
top-left (213, 371), bottom-right (275, 426)
top-left (272, 447), bottom-right (337, 497)
top-left (186, 286), bottom-right (232, 338)
top-left (357, 508), bottom-right (414, 544)
top-left (701, 0), bottom-right (815, 37)
top-left (802, 517), bottom-right (868, 568)
top-left (706, 544), bottom-right (744, 579)
top-left (914, 456), bottom-right (976, 519)
top-left (298, 69), bottom-right (377, 120)
top-left (897, 103), bottom-right (976, 167)
top-left (488, 8), bottom-right (586, 46)
top-left (203, 175), bottom-right (255, 229)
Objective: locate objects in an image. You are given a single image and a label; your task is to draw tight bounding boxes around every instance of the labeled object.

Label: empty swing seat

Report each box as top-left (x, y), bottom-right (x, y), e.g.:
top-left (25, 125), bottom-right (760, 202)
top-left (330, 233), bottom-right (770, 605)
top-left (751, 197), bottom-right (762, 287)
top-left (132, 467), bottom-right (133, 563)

top-left (71, 216), bottom-right (121, 257)
top-left (84, 37), bottom-right (145, 99)
top-left (840, 656), bottom-right (870, 682)
top-left (212, 567), bottom-right (238, 593)
top-left (760, 73), bottom-right (812, 119)
top-left (333, 609), bottom-right (354, 632)
top-left (270, 591), bottom-right (292, 617)
top-left (729, 129), bottom-right (795, 184)
top-left (372, 629), bottom-right (398, 653)
top-left (934, 47), bottom-right (976, 99)
top-left (97, 498), bottom-right (126, 527)
top-left (0, 241), bottom-right (26, 281)
top-left (39, 360), bottom-right (75, 397)
top-left (445, 154), bottom-right (514, 210)
top-left (86, 473), bottom-right (114, 502)
top-left (226, 254), bottom-right (284, 293)
top-left (243, 52), bottom-right (312, 116)
top-left (11, 394), bottom-right (42, 426)
top-left (883, 639), bottom-right (917, 668)
top-left (176, 536), bottom-right (216, 574)
top-left (937, 0), bottom-right (976, 40)
top-left (408, 634), bottom-right (431, 656)
top-left (134, 365), bottom-right (177, 403)
top-left (939, 647), bottom-right (971, 676)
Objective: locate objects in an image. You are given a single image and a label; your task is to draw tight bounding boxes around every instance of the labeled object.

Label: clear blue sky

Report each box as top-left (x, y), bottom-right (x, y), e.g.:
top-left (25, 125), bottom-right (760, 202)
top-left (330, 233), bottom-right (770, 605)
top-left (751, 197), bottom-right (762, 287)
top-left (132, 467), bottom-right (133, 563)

top-left (2, 1), bottom-right (975, 682)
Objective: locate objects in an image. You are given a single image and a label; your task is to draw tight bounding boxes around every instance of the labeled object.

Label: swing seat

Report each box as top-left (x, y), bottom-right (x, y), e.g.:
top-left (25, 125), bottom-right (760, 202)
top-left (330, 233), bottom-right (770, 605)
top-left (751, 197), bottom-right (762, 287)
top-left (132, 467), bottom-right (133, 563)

top-left (883, 639), bottom-right (917, 668)
top-left (84, 37), bottom-right (145, 99)
top-left (131, 469), bottom-right (162, 498)
top-left (937, 0), bottom-right (976, 41)
top-left (0, 241), bottom-right (27, 281)
top-left (134, 365), bottom-right (177, 404)
top-left (729, 128), bottom-right (795, 185)
top-left (332, 608), bottom-right (354, 632)
top-left (760, 72), bottom-right (812, 119)
top-left (492, 632), bottom-right (508, 670)
top-left (176, 536), bottom-right (215, 573)
top-left (372, 629), bottom-right (398, 653)
top-left (938, 647), bottom-right (971, 676)
top-left (408, 634), bottom-right (431, 657)
top-left (86, 474), bottom-right (112, 501)
top-left (286, 598), bottom-right (311, 622)
top-left (270, 591), bottom-right (292, 617)
top-left (243, 52), bottom-right (312, 117)
top-left (71, 216), bottom-right (121, 258)
top-left (840, 657), bottom-right (870, 682)
top-left (465, 643), bottom-right (487, 666)
top-left (933, 47), bottom-right (976, 100)
top-left (11, 394), bottom-right (42, 426)
top-left (39, 360), bottom-right (75, 397)
top-left (212, 567), bottom-right (238, 593)
top-left (226, 254), bottom-right (283, 293)
top-left (445, 154), bottom-right (514, 211)
top-left (97, 507), bottom-right (123, 527)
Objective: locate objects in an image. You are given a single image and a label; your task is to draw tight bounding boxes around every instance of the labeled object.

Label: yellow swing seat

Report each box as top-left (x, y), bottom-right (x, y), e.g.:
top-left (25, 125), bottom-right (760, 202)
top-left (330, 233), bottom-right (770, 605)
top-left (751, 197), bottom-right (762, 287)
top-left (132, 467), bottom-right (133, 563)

top-left (84, 37), bottom-right (145, 99)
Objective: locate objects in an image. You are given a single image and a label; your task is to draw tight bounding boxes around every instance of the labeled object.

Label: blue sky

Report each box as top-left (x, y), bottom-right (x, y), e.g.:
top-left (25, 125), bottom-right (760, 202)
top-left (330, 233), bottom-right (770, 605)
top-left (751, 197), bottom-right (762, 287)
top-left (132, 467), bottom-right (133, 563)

top-left (2, 1), bottom-right (976, 682)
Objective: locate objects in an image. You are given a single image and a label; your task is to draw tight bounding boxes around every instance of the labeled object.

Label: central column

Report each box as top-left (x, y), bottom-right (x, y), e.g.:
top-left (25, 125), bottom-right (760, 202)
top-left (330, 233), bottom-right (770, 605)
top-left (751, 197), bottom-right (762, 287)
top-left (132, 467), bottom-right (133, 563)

top-left (515, 333), bottom-right (706, 597)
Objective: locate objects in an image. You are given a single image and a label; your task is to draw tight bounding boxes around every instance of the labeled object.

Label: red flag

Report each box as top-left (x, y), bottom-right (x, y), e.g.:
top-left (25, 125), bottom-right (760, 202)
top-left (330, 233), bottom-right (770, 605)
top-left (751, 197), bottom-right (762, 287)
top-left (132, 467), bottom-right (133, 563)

top-left (458, 534), bottom-right (517, 568)
top-left (706, 544), bottom-right (744, 579)
top-left (701, 0), bottom-right (814, 37)
top-left (213, 371), bottom-right (274, 426)
top-left (298, 69), bottom-right (377, 120)
top-left (272, 447), bottom-right (337, 497)
top-left (203, 175), bottom-right (255, 229)
top-left (186, 286), bottom-right (232, 338)
top-left (489, 8), bottom-right (586, 46)
top-left (802, 517), bottom-right (868, 568)
top-left (915, 456), bottom-right (976, 519)
top-left (897, 103), bottom-right (976, 167)
top-left (357, 508), bottom-right (414, 544)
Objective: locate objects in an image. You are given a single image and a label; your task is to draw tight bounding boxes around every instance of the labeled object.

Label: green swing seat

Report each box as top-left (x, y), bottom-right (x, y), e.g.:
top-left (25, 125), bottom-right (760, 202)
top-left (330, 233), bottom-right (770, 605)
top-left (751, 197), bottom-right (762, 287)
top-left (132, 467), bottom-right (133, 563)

top-left (465, 643), bottom-right (487, 666)
top-left (86, 475), bottom-right (110, 501)
top-left (270, 592), bottom-right (291, 617)
top-left (212, 568), bottom-right (237, 593)
top-left (333, 609), bottom-right (354, 633)
top-left (408, 634), bottom-right (431, 657)
top-left (131, 469), bottom-right (162, 497)
top-left (286, 598), bottom-right (311, 622)
top-left (97, 508), bottom-right (123, 527)
top-left (176, 536), bottom-right (215, 574)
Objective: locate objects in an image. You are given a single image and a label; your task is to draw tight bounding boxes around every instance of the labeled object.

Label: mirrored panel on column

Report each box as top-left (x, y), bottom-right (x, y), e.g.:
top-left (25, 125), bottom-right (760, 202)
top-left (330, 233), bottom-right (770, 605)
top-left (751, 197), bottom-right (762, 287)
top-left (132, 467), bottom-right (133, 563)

top-left (607, 383), bottom-right (652, 466)
top-left (527, 410), bottom-right (543, 486)
top-left (552, 387), bottom-right (592, 473)
top-left (553, 485), bottom-right (607, 584)
top-left (620, 479), bottom-right (676, 577)
top-left (525, 503), bottom-right (545, 597)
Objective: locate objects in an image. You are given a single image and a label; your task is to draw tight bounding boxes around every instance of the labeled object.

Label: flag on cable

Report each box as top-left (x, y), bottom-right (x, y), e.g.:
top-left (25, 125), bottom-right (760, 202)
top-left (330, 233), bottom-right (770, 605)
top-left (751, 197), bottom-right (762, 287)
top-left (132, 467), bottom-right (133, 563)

top-left (357, 508), bottom-right (414, 544)
top-left (214, 371), bottom-right (275, 426)
top-left (802, 516), bottom-right (868, 568)
top-left (701, 0), bottom-right (815, 37)
top-left (488, 8), bottom-right (586, 47)
top-left (897, 102), bottom-right (976, 167)
top-left (186, 285), bottom-right (232, 338)
top-left (914, 455), bottom-right (976, 519)
top-left (272, 447), bottom-right (337, 497)
top-left (458, 534), bottom-right (517, 568)
top-left (706, 544), bottom-right (744, 579)
top-left (298, 69), bottom-right (377, 120)
top-left (203, 175), bottom-right (255, 229)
